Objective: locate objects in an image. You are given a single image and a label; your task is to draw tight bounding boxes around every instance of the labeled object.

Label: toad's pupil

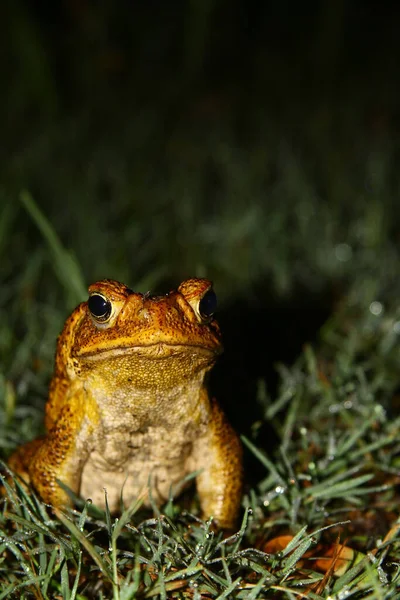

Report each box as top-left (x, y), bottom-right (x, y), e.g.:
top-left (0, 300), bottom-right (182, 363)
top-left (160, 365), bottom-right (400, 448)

top-left (88, 294), bottom-right (111, 320)
top-left (199, 289), bottom-right (217, 319)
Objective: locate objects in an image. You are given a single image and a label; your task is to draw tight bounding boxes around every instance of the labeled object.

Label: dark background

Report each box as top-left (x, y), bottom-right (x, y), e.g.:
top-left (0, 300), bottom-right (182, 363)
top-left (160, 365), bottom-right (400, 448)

top-left (2, 2), bottom-right (399, 121)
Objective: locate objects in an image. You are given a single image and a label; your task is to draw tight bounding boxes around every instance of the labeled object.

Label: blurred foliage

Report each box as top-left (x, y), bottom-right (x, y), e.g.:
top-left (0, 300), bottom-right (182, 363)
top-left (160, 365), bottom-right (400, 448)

top-left (0, 0), bottom-right (399, 426)
top-left (0, 0), bottom-right (399, 432)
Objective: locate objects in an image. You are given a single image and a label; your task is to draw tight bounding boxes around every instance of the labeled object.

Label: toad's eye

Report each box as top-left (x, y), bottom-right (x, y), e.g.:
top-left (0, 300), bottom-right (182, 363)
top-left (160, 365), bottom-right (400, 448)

top-left (199, 289), bottom-right (217, 320)
top-left (88, 293), bottom-right (112, 322)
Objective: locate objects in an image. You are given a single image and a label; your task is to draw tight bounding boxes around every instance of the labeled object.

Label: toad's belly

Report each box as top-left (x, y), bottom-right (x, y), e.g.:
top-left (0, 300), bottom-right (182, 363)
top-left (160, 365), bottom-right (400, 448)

top-left (79, 429), bottom-right (194, 511)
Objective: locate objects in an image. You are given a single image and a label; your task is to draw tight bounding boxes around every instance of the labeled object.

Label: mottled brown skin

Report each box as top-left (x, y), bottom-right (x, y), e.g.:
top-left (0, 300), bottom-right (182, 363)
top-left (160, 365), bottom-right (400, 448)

top-left (9, 278), bottom-right (243, 528)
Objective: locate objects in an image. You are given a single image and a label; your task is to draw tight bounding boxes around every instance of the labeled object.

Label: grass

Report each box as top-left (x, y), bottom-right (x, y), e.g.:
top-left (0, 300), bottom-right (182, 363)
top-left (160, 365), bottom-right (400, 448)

top-left (1, 30), bottom-right (400, 592)
top-left (1, 185), bottom-right (400, 598)
top-left (1, 305), bottom-right (400, 598)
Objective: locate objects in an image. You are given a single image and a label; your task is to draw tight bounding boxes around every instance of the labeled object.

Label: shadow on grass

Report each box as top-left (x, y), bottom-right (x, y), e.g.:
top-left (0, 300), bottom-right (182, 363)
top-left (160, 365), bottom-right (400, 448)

top-left (210, 280), bottom-right (337, 484)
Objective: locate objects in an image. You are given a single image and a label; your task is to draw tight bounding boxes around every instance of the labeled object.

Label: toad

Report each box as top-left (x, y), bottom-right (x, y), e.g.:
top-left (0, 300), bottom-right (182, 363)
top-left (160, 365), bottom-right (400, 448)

top-left (9, 278), bottom-right (243, 529)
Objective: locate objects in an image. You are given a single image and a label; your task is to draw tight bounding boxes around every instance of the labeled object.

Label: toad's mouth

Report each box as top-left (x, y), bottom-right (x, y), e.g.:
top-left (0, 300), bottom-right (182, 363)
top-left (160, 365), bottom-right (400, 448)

top-left (76, 342), bottom-right (222, 361)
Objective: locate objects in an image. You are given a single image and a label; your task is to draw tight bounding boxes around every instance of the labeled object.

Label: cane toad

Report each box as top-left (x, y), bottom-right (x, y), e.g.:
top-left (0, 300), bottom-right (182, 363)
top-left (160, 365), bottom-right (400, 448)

top-left (9, 278), bottom-right (243, 528)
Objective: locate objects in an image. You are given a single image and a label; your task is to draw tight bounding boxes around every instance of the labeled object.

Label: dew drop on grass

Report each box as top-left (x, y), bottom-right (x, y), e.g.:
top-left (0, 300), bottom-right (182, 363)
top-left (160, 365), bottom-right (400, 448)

top-left (369, 301), bottom-right (383, 316)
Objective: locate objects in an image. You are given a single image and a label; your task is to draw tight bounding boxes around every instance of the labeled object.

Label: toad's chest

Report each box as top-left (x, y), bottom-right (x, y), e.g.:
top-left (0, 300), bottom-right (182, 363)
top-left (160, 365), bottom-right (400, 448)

top-left (79, 424), bottom-right (200, 510)
top-left (89, 425), bottom-right (195, 467)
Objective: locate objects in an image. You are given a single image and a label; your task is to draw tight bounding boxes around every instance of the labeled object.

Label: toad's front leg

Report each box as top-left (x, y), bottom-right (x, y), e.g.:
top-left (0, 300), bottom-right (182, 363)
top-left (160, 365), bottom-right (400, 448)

top-left (8, 390), bottom-right (98, 507)
top-left (193, 398), bottom-right (243, 530)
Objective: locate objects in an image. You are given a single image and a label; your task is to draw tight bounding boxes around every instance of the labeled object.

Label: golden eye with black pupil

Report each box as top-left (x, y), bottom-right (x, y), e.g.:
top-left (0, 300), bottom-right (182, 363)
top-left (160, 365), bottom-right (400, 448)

top-left (88, 293), bottom-right (112, 322)
top-left (199, 289), bottom-right (217, 320)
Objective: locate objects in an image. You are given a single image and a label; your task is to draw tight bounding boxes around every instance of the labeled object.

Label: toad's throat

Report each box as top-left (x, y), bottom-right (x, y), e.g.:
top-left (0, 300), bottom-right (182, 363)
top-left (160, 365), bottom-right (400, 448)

top-left (76, 342), bottom-right (221, 361)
